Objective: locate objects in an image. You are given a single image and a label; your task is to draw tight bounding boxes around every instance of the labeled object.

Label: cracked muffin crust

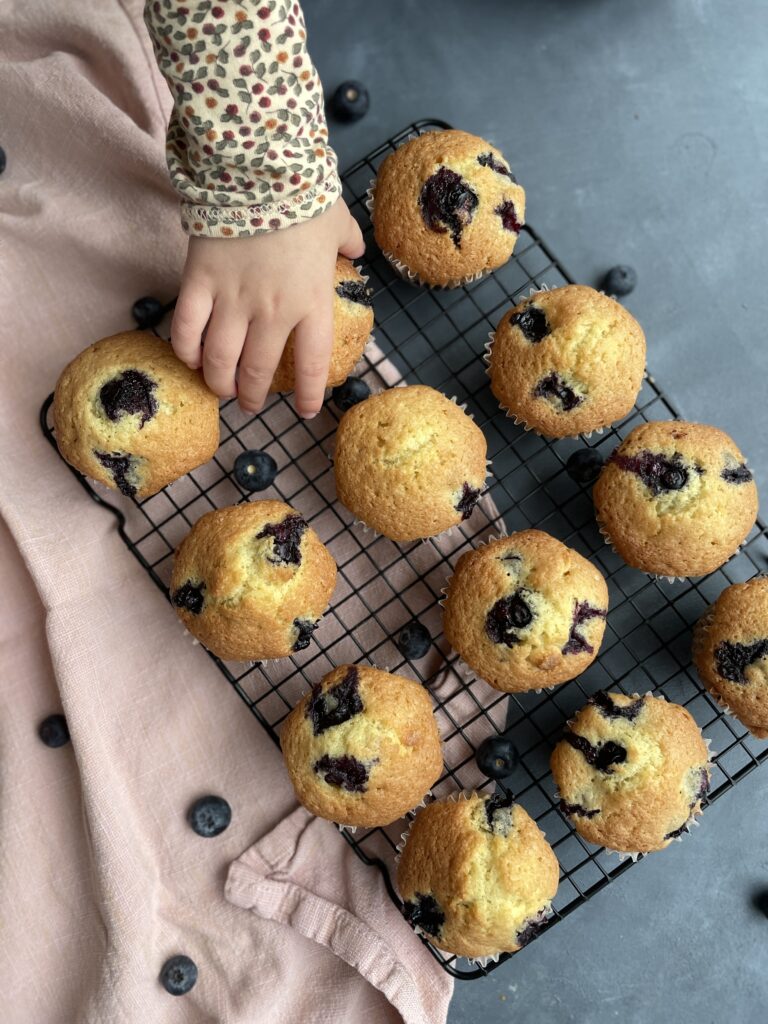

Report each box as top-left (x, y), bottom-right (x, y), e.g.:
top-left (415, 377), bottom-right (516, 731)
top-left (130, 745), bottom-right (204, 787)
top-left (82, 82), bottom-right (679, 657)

top-left (372, 129), bottom-right (526, 287)
top-left (693, 576), bottom-right (768, 739)
top-left (489, 285), bottom-right (646, 437)
top-left (551, 691), bottom-right (710, 853)
top-left (593, 420), bottom-right (758, 577)
top-left (170, 500), bottom-right (336, 661)
top-left (396, 791), bottom-right (559, 959)
top-left (333, 385), bottom-right (488, 542)
top-left (281, 664), bottom-right (443, 827)
top-left (443, 530), bottom-right (608, 693)
top-left (53, 331), bottom-right (219, 499)
top-left (269, 256), bottom-right (374, 393)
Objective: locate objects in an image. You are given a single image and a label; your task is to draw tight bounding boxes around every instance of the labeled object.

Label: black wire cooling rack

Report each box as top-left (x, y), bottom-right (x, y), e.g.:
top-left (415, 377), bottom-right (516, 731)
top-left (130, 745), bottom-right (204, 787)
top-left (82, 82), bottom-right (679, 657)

top-left (41, 120), bottom-right (768, 980)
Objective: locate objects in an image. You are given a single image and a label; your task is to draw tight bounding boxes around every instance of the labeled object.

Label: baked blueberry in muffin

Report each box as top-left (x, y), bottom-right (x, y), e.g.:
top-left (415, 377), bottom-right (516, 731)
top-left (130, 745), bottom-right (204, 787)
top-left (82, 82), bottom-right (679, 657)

top-left (593, 420), bottom-right (758, 577)
top-left (489, 286), bottom-right (646, 437)
top-left (693, 576), bottom-right (768, 739)
top-left (269, 256), bottom-right (373, 393)
top-left (443, 530), bottom-right (608, 693)
top-left (551, 692), bottom-right (710, 853)
top-left (371, 129), bottom-right (526, 287)
top-left (396, 791), bottom-right (559, 959)
top-left (170, 500), bottom-right (336, 661)
top-left (333, 385), bottom-right (488, 542)
top-left (53, 331), bottom-right (219, 499)
top-left (281, 664), bottom-right (443, 827)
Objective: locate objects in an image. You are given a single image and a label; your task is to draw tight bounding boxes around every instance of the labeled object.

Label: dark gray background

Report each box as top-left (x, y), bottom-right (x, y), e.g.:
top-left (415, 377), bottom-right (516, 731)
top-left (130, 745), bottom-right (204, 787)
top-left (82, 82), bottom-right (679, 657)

top-left (307, 1), bottom-right (768, 1021)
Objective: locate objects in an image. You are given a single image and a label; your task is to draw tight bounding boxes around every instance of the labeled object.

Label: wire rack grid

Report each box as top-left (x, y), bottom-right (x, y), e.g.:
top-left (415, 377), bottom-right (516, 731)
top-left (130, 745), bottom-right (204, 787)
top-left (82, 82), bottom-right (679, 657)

top-left (41, 120), bottom-right (768, 980)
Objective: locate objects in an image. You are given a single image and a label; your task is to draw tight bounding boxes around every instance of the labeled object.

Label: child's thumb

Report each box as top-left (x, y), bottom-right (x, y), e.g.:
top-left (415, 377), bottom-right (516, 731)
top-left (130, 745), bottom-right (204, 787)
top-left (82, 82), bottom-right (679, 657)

top-left (338, 212), bottom-right (365, 260)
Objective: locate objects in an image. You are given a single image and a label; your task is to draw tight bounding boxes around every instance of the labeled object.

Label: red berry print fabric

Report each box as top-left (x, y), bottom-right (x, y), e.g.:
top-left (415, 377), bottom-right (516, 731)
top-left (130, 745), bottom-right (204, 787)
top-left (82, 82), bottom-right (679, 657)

top-left (144, 1), bottom-right (341, 237)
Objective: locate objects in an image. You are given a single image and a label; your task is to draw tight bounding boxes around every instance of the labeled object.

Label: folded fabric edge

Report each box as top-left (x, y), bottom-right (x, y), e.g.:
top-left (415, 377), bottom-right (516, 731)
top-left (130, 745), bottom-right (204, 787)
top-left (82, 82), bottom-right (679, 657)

top-left (224, 812), bottom-right (452, 1024)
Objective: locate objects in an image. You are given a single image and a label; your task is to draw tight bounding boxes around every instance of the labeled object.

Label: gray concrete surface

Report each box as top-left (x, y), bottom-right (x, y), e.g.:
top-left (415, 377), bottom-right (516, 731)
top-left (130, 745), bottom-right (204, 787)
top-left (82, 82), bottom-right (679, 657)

top-left (307, 1), bottom-right (768, 1020)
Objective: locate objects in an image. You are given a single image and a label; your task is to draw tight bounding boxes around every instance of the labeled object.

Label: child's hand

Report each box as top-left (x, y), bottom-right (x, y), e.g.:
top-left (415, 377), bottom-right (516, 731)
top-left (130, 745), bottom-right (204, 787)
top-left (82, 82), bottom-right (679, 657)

top-left (171, 199), bottom-right (365, 418)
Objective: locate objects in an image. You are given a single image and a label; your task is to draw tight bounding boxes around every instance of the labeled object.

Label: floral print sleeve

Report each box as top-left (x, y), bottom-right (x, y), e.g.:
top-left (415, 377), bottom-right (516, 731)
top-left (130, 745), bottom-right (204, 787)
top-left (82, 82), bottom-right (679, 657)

top-left (143, 1), bottom-right (341, 238)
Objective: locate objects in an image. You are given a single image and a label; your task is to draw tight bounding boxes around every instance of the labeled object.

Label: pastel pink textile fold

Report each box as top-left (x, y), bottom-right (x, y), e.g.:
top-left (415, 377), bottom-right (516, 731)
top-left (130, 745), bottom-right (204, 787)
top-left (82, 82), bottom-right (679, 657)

top-left (0, 1), bottom-right (453, 1021)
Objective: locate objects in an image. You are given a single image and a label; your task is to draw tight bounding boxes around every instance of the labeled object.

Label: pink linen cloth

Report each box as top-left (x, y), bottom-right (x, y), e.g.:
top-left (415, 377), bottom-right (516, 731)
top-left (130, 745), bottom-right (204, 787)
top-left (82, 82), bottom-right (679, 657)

top-left (0, 1), bottom-right (457, 1021)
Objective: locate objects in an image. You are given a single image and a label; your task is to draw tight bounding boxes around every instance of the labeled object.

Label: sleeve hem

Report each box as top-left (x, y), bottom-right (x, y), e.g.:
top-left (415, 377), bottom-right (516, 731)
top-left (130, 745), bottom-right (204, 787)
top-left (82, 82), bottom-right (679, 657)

top-left (180, 173), bottom-right (343, 238)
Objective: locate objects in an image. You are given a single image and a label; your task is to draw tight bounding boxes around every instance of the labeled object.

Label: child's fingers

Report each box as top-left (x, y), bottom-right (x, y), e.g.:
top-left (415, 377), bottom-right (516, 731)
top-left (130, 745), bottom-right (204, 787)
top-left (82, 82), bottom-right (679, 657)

top-left (292, 302), bottom-right (334, 419)
top-left (237, 321), bottom-right (290, 414)
top-left (202, 306), bottom-right (249, 398)
top-left (337, 213), bottom-right (365, 260)
top-left (171, 285), bottom-right (213, 368)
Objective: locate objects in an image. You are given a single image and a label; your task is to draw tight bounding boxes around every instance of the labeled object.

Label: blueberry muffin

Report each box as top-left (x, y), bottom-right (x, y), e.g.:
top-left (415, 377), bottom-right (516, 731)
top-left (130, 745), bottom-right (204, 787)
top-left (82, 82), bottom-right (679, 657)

top-left (396, 791), bottom-right (559, 959)
top-left (693, 576), bottom-right (768, 739)
top-left (53, 331), bottom-right (219, 499)
top-left (489, 285), bottom-right (646, 437)
top-left (593, 421), bottom-right (758, 577)
top-left (170, 500), bottom-right (336, 661)
top-left (443, 530), bottom-right (608, 693)
top-left (551, 691), bottom-right (710, 853)
top-left (333, 385), bottom-right (488, 542)
top-left (372, 129), bottom-right (526, 287)
top-left (280, 664), bottom-right (443, 827)
top-left (270, 257), bottom-right (374, 393)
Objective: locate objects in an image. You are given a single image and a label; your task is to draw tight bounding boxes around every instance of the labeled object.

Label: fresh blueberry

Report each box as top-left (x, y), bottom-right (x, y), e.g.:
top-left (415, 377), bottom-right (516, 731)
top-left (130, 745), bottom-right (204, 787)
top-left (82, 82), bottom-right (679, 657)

top-left (332, 376), bottom-right (370, 412)
top-left (475, 735), bottom-right (519, 780)
top-left (751, 888), bottom-right (768, 918)
top-left (233, 450), bottom-right (277, 491)
top-left (187, 795), bottom-right (232, 838)
top-left (566, 448), bottom-right (604, 485)
top-left (396, 621), bottom-right (431, 660)
top-left (159, 954), bottom-right (198, 996)
top-left (329, 80), bottom-right (370, 123)
top-left (38, 714), bottom-right (70, 748)
top-left (0, 146), bottom-right (6, 175)
top-left (131, 296), bottom-right (166, 329)
top-left (602, 265), bottom-right (637, 297)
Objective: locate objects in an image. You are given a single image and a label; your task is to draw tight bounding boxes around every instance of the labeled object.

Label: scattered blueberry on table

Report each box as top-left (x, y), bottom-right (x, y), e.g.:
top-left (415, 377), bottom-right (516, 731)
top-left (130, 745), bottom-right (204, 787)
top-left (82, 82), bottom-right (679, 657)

top-left (332, 376), bottom-right (370, 413)
top-left (396, 621), bottom-right (431, 660)
top-left (38, 713), bottom-right (70, 748)
top-left (329, 80), bottom-right (370, 123)
top-left (601, 265), bottom-right (638, 297)
top-left (233, 450), bottom-right (277, 491)
top-left (475, 735), bottom-right (519, 780)
top-left (187, 795), bottom-right (232, 838)
top-left (131, 296), bottom-right (166, 330)
top-left (752, 888), bottom-right (768, 918)
top-left (160, 954), bottom-right (198, 996)
top-left (566, 448), bottom-right (604, 485)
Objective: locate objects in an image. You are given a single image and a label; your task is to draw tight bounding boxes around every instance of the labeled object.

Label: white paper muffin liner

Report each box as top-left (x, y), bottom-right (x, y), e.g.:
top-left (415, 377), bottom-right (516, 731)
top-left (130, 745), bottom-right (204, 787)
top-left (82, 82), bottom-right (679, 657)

top-left (366, 179), bottom-right (494, 290)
